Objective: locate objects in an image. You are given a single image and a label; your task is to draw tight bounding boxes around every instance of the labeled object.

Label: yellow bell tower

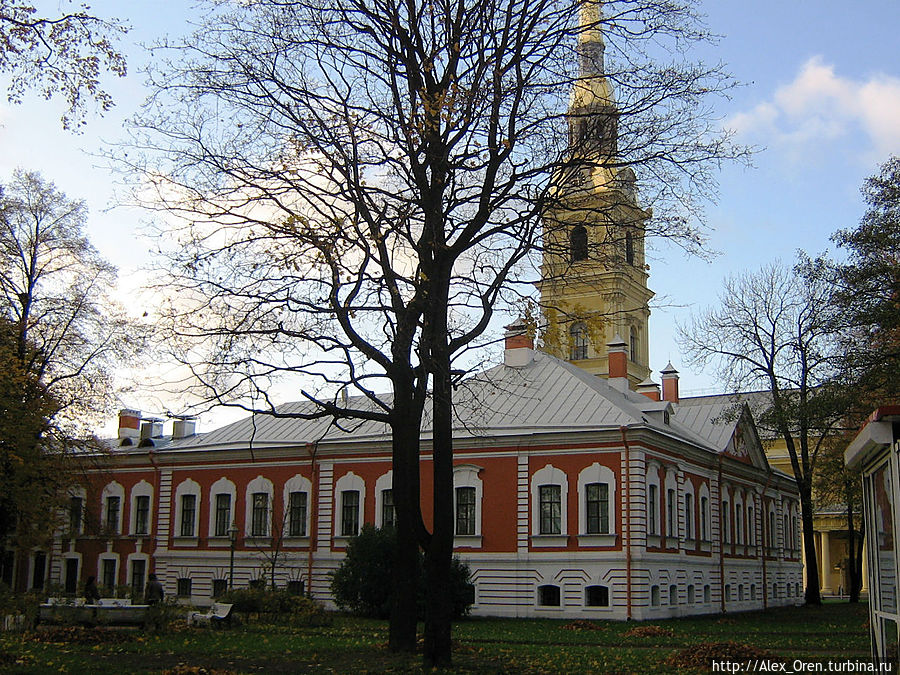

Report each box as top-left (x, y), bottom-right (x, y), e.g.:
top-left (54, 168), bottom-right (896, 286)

top-left (537, 1), bottom-right (653, 385)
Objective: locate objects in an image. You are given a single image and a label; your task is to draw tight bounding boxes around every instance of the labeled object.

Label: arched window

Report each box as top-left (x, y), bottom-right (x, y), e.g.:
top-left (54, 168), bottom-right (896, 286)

top-left (453, 464), bottom-right (484, 546)
top-left (585, 585), bottom-right (610, 607)
top-left (531, 464), bottom-right (568, 544)
top-left (625, 230), bottom-right (635, 265)
top-left (577, 462), bottom-right (616, 545)
top-left (334, 471), bottom-right (366, 539)
top-left (569, 322), bottom-right (588, 361)
top-left (284, 473), bottom-right (312, 538)
top-left (570, 225), bottom-right (588, 262)
top-left (244, 475), bottom-right (274, 539)
top-left (174, 478), bottom-right (201, 539)
top-left (629, 327), bottom-right (638, 364)
top-left (208, 477), bottom-right (236, 539)
top-left (101, 481), bottom-right (125, 536)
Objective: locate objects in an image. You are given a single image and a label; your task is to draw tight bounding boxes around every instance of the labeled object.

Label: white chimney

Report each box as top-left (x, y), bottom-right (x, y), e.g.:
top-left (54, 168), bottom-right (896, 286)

top-left (172, 417), bottom-right (197, 439)
top-left (140, 419), bottom-right (164, 440)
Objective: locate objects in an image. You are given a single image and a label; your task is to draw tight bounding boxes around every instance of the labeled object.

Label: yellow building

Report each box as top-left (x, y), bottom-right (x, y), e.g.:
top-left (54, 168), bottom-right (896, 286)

top-left (536, 1), bottom-right (651, 387)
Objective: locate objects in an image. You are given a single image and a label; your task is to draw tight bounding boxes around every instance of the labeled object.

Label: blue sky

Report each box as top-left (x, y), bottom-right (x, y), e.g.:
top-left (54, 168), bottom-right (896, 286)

top-left (1, 0), bottom-right (899, 426)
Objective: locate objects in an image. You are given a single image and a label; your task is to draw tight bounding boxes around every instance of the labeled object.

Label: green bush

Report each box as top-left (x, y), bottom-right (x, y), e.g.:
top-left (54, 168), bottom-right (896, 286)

top-left (217, 587), bottom-right (330, 626)
top-left (330, 524), bottom-right (475, 619)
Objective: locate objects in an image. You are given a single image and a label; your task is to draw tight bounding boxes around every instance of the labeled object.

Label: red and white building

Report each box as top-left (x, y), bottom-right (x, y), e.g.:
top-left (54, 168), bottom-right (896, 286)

top-left (28, 327), bottom-right (802, 619)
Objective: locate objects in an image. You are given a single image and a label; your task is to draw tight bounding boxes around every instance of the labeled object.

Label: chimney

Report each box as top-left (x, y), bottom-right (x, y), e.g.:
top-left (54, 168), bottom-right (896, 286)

top-left (118, 409), bottom-right (141, 440)
top-left (661, 362), bottom-right (680, 403)
top-left (172, 416), bottom-right (198, 440)
top-left (504, 319), bottom-right (534, 367)
top-left (636, 377), bottom-right (660, 401)
top-left (140, 418), bottom-right (164, 440)
top-left (607, 334), bottom-right (629, 392)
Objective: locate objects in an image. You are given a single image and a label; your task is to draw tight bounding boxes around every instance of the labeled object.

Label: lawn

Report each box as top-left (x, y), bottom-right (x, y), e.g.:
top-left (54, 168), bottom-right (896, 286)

top-left (0, 601), bottom-right (870, 673)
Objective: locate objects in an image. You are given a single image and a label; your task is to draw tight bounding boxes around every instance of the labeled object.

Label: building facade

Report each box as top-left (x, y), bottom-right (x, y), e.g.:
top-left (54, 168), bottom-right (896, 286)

top-left (25, 332), bottom-right (803, 619)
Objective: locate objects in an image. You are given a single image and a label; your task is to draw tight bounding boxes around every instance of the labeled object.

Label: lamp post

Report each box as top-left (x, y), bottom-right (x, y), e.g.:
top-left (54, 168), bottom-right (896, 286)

top-left (228, 523), bottom-right (238, 589)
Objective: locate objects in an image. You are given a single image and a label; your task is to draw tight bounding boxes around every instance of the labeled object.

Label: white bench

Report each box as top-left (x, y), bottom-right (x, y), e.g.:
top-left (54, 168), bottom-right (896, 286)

top-left (187, 602), bottom-right (233, 627)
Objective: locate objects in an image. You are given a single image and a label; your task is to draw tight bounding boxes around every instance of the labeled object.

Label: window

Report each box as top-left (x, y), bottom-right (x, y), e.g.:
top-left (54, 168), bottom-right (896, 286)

top-left (215, 493), bottom-right (232, 537)
top-left (341, 490), bottom-right (360, 536)
top-left (31, 552), bottom-right (46, 591)
top-left (131, 559), bottom-right (146, 595)
top-left (725, 584), bottom-right (731, 602)
top-left (570, 225), bottom-right (588, 262)
top-left (703, 584), bottom-right (711, 604)
top-left (289, 491), bottom-right (308, 537)
top-left (538, 584), bottom-right (561, 607)
top-left (700, 495), bottom-right (709, 540)
top-left (585, 483), bottom-right (609, 534)
top-left (585, 585), bottom-right (609, 607)
top-left (630, 327), bottom-right (638, 364)
top-left (180, 494), bottom-right (197, 537)
top-left (453, 464), bottom-right (483, 543)
top-left (625, 230), bottom-right (635, 265)
top-left (669, 584), bottom-right (678, 606)
top-left (381, 489), bottom-right (396, 530)
top-left (134, 495), bottom-right (150, 535)
top-left (769, 510), bottom-right (776, 548)
top-left (531, 464), bottom-right (568, 542)
top-left (105, 496), bottom-right (120, 533)
top-left (751, 584), bottom-right (757, 601)
top-left (650, 585), bottom-right (660, 606)
top-left (69, 496), bottom-right (83, 534)
top-left (212, 579), bottom-right (227, 598)
top-left (666, 488), bottom-right (676, 537)
top-left (251, 492), bottom-right (269, 537)
top-left (287, 579), bottom-right (305, 595)
top-left (722, 501), bottom-right (730, 543)
top-left (177, 578), bottom-right (192, 597)
top-left (539, 485), bottom-right (561, 535)
top-left (569, 322), bottom-right (588, 360)
top-left (455, 487), bottom-right (476, 536)
top-left (783, 513), bottom-right (789, 549)
top-left (739, 584), bottom-right (744, 601)
top-left (101, 558), bottom-right (117, 590)
top-left (334, 472), bottom-right (365, 539)
top-left (687, 584), bottom-right (695, 604)
top-left (577, 463), bottom-right (615, 542)
top-left (735, 503), bottom-right (743, 544)
top-left (175, 479), bottom-right (201, 540)
top-left (747, 505), bottom-right (754, 545)
top-left (283, 474), bottom-right (312, 537)
top-left (685, 493), bottom-right (694, 539)
top-left (648, 484), bottom-right (658, 535)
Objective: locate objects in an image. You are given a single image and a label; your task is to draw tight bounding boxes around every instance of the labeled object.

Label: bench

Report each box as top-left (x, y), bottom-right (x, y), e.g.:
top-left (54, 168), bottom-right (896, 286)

top-left (39, 599), bottom-right (149, 626)
top-left (187, 603), bottom-right (233, 628)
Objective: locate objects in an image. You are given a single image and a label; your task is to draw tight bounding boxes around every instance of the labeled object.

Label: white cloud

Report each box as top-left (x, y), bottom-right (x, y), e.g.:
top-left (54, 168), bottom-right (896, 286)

top-left (728, 56), bottom-right (900, 159)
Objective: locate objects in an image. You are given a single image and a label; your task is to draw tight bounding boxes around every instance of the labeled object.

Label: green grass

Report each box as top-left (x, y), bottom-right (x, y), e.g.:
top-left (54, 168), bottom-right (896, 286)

top-left (0, 602), bottom-right (870, 673)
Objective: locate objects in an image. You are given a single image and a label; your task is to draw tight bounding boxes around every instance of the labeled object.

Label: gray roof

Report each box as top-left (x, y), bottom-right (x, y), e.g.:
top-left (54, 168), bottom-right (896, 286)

top-left (119, 350), bottom-right (745, 455)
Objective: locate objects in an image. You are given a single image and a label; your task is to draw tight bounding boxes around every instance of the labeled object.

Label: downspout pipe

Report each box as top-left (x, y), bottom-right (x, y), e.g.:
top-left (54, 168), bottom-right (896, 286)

top-left (305, 441), bottom-right (319, 598)
top-left (717, 452), bottom-right (726, 614)
top-left (620, 426), bottom-right (632, 621)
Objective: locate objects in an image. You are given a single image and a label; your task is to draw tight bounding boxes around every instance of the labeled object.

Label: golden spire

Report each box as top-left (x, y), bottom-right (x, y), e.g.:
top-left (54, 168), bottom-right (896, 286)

top-left (570, 0), bottom-right (614, 111)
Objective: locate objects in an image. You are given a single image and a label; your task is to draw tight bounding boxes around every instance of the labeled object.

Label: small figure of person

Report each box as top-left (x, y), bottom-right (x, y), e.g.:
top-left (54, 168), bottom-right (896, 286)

top-left (84, 575), bottom-right (101, 605)
top-left (144, 573), bottom-right (164, 605)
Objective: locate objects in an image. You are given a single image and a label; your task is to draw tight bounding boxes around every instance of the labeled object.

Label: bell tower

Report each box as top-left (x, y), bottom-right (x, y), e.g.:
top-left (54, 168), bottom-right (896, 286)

top-left (537, 0), bottom-right (653, 385)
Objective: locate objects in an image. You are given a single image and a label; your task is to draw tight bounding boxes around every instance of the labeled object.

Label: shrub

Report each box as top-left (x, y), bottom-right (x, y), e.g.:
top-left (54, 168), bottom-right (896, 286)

top-left (217, 588), bottom-right (330, 626)
top-left (330, 524), bottom-right (475, 619)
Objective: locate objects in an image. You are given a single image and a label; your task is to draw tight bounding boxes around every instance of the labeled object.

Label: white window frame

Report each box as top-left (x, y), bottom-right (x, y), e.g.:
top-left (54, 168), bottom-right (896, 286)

top-left (334, 471), bottom-right (366, 541)
top-left (125, 552), bottom-right (150, 592)
top-left (683, 482), bottom-right (696, 542)
top-left (208, 477), bottom-right (237, 545)
top-left (530, 464), bottom-right (568, 547)
top-left (101, 481), bottom-right (125, 536)
top-left (664, 469), bottom-right (678, 542)
top-left (374, 470), bottom-right (393, 530)
top-left (245, 475), bottom-right (274, 541)
top-left (646, 463), bottom-right (661, 545)
top-left (173, 478), bottom-right (201, 542)
top-left (699, 483), bottom-right (711, 547)
top-left (453, 464), bottom-right (483, 548)
top-left (577, 462), bottom-right (616, 546)
top-left (283, 473), bottom-right (312, 541)
top-left (734, 492), bottom-right (744, 546)
top-left (97, 553), bottom-right (120, 590)
top-left (130, 479), bottom-right (154, 537)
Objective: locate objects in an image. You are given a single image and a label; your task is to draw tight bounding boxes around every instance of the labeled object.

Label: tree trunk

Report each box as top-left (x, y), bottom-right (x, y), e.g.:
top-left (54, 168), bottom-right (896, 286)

top-left (849, 506), bottom-right (865, 604)
top-left (422, 284), bottom-right (454, 668)
top-left (389, 411), bottom-right (422, 653)
top-left (799, 486), bottom-right (822, 605)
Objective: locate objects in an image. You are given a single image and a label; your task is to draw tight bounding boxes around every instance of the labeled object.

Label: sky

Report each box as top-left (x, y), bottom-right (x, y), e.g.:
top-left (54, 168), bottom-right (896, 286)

top-left (1, 0), bottom-right (899, 433)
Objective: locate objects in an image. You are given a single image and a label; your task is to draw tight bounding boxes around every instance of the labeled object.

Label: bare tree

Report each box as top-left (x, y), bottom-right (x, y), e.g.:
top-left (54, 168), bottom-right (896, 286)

top-left (123, 0), bottom-right (742, 663)
top-left (0, 1), bottom-right (127, 129)
top-left (679, 260), bottom-right (847, 606)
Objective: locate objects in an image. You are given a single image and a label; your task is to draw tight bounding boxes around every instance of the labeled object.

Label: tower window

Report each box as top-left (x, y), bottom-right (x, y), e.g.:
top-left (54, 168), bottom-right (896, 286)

top-left (570, 225), bottom-right (588, 262)
top-left (629, 327), bottom-right (638, 364)
top-left (569, 322), bottom-right (588, 361)
top-left (625, 230), bottom-right (635, 265)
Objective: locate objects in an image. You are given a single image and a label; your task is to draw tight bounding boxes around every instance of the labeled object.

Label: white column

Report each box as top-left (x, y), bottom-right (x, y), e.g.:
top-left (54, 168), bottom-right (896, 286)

top-left (820, 530), bottom-right (833, 595)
